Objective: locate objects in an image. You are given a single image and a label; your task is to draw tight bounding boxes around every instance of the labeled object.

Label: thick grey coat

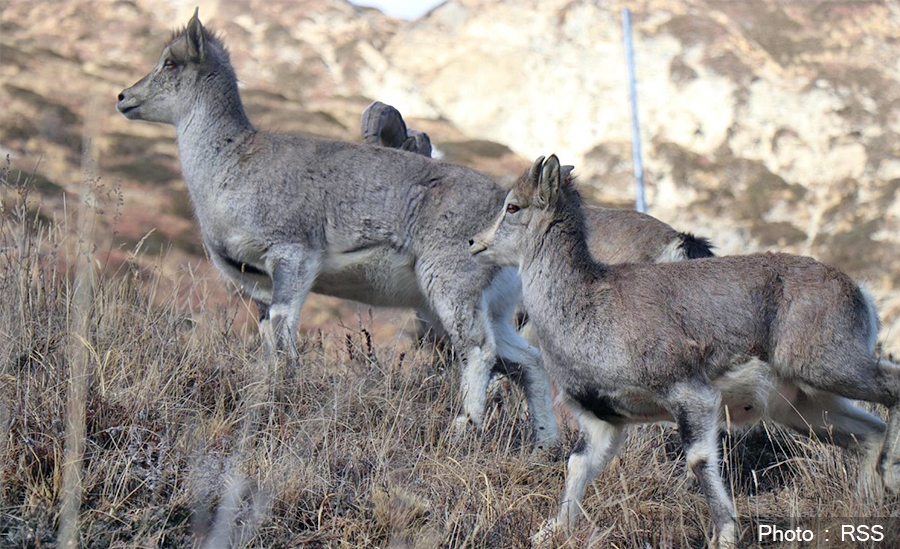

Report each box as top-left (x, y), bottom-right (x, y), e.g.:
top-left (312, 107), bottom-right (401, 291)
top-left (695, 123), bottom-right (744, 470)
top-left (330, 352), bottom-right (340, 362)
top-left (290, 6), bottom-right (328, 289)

top-left (581, 206), bottom-right (712, 263)
top-left (471, 155), bottom-right (900, 548)
top-left (116, 12), bottom-right (556, 447)
top-left (359, 101), bottom-right (713, 266)
top-left (359, 100), bottom-right (714, 349)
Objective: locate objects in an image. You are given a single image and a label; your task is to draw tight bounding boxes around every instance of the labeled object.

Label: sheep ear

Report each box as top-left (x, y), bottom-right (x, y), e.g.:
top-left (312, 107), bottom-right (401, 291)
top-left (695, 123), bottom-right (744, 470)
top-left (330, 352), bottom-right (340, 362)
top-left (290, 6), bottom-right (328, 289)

top-left (186, 7), bottom-right (206, 62)
top-left (536, 155), bottom-right (561, 209)
top-left (528, 156), bottom-right (545, 185)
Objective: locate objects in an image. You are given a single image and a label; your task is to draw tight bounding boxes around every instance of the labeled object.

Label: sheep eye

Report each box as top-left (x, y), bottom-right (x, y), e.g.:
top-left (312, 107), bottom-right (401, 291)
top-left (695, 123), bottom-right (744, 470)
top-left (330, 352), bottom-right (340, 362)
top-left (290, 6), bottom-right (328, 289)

top-left (506, 204), bottom-right (521, 214)
top-left (163, 59), bottom-right (177, 71)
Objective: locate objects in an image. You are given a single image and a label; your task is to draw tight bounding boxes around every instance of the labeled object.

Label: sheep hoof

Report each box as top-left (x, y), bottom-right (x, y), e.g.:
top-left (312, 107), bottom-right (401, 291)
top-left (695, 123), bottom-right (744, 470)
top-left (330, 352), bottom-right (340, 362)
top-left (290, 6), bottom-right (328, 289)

top-left (451, 415), bottom-right (476, 440)
top-left (531, 423), bottom-right (560, 452)
top-left (530, 518), bottom-right (559, 548)
top-left (530, 439), bottom-right (564, 463)
top-left (683, 464), bottom-right (699, 490)
top-left (858, 448), bottom-right (886, 503)
top-left (879, 458), bottom-right (900, 494)
top-left (716, 522), bottom-right (738, 548)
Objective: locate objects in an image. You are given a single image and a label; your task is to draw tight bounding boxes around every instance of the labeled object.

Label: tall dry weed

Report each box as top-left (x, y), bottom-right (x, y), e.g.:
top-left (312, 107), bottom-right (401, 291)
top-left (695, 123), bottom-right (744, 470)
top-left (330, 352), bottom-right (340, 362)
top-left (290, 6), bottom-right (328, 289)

top-left (0, 160), bottom-right (898, 548)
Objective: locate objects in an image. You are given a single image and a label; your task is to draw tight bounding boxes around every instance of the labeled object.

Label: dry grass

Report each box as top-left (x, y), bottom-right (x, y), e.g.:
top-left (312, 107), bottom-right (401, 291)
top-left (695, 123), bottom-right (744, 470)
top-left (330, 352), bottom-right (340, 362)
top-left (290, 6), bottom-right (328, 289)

top-left (2, 163), bottom-right (900, 549)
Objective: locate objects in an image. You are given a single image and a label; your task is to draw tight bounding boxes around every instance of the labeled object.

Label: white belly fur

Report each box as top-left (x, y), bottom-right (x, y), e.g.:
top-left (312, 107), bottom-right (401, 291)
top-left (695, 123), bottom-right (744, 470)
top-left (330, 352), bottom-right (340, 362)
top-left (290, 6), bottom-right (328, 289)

top-left (313, 246), bottom-right (424, 308)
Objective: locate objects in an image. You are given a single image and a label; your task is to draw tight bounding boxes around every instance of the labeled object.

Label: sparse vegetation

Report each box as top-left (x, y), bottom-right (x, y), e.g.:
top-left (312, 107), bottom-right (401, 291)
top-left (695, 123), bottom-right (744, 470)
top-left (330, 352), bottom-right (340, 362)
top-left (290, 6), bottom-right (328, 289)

top-left (2, 161), bottom-right (900, 549)
top-left (5, 0), bottom-right (900, 544)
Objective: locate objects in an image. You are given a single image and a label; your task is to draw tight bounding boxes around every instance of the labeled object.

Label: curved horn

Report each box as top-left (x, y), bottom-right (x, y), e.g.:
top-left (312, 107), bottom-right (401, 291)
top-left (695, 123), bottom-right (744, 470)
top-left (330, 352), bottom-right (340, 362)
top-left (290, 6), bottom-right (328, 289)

top-left (360, 101), bottom-right (408, 148)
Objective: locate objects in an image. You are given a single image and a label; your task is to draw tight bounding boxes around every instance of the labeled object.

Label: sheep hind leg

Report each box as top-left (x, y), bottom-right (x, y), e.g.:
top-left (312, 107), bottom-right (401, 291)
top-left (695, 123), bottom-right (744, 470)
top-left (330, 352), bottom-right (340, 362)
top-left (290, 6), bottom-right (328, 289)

top-left (484, 267), bottom-right (558, 450)
top-left (868, 359), bottom-right (900, 494)
top-left (264, 246), bottom-right (321, 369)
top-left (790, 356), bottom-right (900, 494)
top-left (532, 415), bottom-right (624, 545)
top-left (420, 271), bottom-right (496, 436)
top-left (412, 308), bottom-right (450, 349)
top-left (672, 384), bottom-right (737, 548)
top-left (491, 318), bottom-right (558, 450)
top-left (770, 389), bottom-right (886, 498)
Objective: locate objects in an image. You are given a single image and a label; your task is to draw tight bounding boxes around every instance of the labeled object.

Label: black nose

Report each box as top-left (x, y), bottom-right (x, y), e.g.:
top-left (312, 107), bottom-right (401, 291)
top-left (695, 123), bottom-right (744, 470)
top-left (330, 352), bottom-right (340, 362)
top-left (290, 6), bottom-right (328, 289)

top-left (117, 92), bottom-right (125, 101)
top-left (468, 239), bottom-right (474, 246)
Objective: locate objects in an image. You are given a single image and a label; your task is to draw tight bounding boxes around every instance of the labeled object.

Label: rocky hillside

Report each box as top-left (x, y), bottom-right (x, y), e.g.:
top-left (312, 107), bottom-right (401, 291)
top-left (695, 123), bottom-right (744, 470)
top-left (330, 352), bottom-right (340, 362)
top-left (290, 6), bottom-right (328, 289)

top-left (361, 0), bottom-right (900, 339)
top-left (0, 0), bottom-right (523, 338)
top-left (4, 0), bottom-right (900, 347)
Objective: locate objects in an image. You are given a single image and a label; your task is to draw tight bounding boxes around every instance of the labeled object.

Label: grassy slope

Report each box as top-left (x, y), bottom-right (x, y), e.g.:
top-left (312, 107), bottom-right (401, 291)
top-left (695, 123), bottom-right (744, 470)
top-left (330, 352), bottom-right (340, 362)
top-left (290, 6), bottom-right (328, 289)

top-left (1, 167), bottom-right (899, 549)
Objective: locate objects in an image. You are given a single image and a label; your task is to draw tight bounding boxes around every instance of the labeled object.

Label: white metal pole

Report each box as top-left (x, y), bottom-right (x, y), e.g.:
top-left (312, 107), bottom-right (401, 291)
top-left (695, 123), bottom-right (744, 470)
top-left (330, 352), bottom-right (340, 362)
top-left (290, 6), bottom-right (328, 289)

top-left (622, 8), bottom-right (646, 213)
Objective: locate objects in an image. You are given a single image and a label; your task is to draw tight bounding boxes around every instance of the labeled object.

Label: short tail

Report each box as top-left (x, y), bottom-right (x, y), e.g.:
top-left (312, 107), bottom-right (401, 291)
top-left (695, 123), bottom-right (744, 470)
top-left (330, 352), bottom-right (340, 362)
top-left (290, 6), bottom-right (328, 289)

top-left (678, 233), bottom-right (715, 259)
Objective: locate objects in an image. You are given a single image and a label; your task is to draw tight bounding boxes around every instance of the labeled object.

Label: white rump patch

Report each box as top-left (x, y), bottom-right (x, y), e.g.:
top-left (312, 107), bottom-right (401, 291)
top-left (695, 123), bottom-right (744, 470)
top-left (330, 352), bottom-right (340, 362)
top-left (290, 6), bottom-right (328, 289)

top-left (715, 357), bottom-right (773, 426)
top-left (655, 237), bottom-right (688, 263)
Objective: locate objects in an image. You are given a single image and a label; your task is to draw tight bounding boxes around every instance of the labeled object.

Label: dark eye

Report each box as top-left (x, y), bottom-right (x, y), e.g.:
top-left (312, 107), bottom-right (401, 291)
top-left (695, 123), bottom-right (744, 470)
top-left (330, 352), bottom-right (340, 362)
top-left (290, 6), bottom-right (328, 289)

top-left (506, 204), bottom-right (520, 214)
top-left (163, 59), bottom-right (177, 71)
